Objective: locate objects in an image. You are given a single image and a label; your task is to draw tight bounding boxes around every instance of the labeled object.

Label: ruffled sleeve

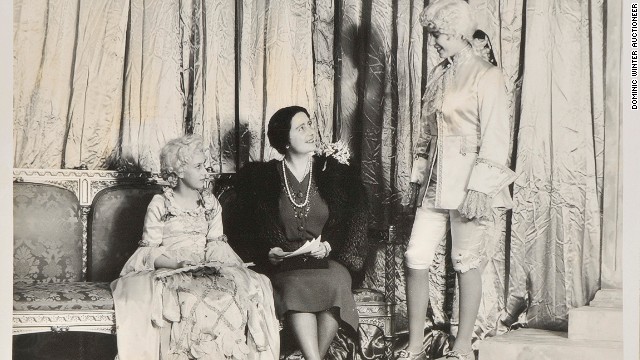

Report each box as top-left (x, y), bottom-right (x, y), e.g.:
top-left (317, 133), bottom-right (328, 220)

top-left (205, 235), bottom-right (244, 265)
top-left (119, 195), bottom-right (168, 276)
top-left (466, 67), bottom-right (517, 198)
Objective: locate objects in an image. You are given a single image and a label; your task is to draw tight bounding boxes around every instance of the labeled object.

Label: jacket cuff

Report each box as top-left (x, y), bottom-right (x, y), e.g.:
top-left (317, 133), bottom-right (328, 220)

top-left (467, 158), bottom-right (516, 197)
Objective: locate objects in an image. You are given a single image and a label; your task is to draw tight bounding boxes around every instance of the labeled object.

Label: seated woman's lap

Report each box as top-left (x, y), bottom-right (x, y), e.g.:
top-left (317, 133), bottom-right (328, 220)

top-left (271, 259), bottom-right (359, 332)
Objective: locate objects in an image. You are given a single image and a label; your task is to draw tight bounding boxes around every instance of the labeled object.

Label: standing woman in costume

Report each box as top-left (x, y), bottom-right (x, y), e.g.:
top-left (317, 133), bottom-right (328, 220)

top-left (230, 106), bottom-right (369, 360)
top-left (398, 1), bottom-right (516, 360)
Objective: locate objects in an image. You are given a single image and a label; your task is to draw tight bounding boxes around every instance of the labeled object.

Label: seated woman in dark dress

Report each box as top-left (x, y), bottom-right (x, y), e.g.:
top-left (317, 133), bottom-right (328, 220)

top-left (230, 106), bottom-right (369, 360)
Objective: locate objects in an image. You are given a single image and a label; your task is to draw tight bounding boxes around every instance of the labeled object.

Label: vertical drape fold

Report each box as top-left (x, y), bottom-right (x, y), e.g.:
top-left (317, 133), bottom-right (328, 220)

top-left (14, 0), bottom-right (80, 168)
top-left (508, 0), bottom-right (603, 330)
top-left (120, 0), bottom-right (185, 171)
top-left (64, 0), bottom-right (129, 169)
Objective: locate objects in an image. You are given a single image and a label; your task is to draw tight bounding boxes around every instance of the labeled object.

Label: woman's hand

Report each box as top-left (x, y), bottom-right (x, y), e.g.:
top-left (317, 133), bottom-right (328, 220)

top-left (268, 247), bottom-right (290, 265)
top-left (155, 255), bottom-right (195, 269)
top-left (177, 260), bottom-right (196, 268)
top-left (310, 241), bottom-right (331, 259)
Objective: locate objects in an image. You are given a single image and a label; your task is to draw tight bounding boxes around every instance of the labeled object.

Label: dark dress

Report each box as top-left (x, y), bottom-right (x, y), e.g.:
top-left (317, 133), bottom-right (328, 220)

top-left (228, 155), bottom-right (370, 359)
top-left (272, 162), bottom-right (359, 331)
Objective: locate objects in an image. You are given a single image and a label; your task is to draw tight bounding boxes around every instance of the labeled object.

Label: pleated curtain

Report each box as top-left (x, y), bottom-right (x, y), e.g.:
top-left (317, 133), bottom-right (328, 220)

top-left (13, 0), bottom-right (609, 339)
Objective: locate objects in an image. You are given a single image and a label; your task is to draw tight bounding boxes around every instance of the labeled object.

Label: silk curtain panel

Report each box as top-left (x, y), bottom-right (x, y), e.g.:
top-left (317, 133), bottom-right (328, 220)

top-left (13, 0), bottom-right (606, 343)
top-left (13, 0), bottom-right (319, 172)
top-left (501, 0), bottom-right (604, 331)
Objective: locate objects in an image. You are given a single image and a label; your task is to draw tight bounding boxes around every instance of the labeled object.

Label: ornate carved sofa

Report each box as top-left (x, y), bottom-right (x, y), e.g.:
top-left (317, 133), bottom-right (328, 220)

top-left (12, 168), bottom-right (398, 357)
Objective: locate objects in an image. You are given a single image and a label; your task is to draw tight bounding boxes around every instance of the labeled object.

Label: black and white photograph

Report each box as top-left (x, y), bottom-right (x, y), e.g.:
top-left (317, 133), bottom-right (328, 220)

top-left (2, 0), bottom-right (638, 359)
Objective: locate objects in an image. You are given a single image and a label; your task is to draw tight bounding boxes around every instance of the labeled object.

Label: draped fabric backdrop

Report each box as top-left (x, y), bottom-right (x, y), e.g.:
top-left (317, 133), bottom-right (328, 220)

top-left (13, 0), bottom-right (609, 344)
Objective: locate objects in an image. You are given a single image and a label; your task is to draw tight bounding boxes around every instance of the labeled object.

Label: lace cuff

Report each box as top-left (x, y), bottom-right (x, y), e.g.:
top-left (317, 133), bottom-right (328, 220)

top-left (207, 234), bottom-right (228, 243)
top-left (119, 246), bottom-right (166, 276)
top-left (458, 190), bottom-right (492, 220)
top-left (138, 239), bottom-right (161, 247)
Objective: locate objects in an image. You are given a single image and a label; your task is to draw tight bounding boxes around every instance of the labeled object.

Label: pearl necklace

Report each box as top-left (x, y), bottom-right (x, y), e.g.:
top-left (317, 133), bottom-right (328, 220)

top-left (282, 158), bottom-right (313, 208)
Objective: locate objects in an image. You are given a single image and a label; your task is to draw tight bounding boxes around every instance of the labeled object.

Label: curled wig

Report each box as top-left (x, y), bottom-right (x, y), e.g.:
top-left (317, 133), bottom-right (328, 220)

top-left (160, 135), bottom-right (205, 187)
top-left (420, 0), bottom-right (477, 43)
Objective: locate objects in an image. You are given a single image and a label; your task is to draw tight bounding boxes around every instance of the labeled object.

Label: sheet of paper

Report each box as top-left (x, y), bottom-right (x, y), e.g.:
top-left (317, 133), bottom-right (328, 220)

top-left (284, 235), bottom-right (321, 258)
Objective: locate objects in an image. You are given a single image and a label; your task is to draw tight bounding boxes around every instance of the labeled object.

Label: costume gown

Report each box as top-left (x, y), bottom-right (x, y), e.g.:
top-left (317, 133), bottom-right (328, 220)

top-left (111, 188), bottom-right (280, 360)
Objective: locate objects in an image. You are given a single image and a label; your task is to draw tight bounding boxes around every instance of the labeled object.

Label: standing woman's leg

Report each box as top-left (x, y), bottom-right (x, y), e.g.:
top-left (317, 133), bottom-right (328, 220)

top-left (316, 308), bottom-right (340, 357)
top-left (406, 268), bottom-right (430, 353)
top-left (288, 312), bottom-right (321, 360)
top-left (447, 211), bottom-right (490, 356)
top-left (403, 204), bottom-right (449, 355)
top-left (453, 268), bottom-right (482, 352)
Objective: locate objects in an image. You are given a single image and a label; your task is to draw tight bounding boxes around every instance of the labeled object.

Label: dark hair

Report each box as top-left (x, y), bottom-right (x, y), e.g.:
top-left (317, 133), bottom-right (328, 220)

top-left (267, 106), bottom-right (310, 155)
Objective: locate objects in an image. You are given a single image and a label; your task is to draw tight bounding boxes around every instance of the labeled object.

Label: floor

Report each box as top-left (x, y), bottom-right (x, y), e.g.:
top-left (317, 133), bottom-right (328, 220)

top-left (13, 333), bottom-right (117, 360)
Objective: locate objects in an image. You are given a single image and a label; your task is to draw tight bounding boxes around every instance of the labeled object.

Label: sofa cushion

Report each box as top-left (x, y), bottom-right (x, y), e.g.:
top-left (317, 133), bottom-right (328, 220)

top-left (13, 182), bottom-right (83, 284)
top-left (89, 184), bottom-right (163, 282)
top-left (13, 282), bottom-right (113, 311)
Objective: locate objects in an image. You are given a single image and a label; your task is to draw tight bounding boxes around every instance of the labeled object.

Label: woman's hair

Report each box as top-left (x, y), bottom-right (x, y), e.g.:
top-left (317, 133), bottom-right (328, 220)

top-left (160, 134), bottom-right (205, 187)
top-left (420, 0), bottom-right (477, 43)
top-left (267, 106), bottom-right (310, 155)
top-left (472, 29), bottom-right (497, 66)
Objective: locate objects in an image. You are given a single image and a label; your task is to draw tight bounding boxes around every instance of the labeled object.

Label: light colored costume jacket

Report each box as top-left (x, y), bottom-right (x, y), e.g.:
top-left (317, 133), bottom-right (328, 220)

top-left (410, 47), bottom-right (516, 209)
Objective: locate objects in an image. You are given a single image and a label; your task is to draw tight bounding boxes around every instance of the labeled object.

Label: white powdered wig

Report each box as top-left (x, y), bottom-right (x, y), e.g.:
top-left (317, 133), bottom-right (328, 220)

top-left (420, 0), bottom-right (477, 43)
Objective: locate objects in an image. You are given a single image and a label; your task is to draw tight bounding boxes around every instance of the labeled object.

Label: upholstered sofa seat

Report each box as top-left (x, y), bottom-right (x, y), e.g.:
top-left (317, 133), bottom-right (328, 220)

top-left (13, 282), bottom-right (113, 311)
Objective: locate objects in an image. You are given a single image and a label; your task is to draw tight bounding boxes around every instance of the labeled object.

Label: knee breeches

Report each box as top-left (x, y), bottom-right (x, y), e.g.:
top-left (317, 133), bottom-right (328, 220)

top-left (405, 187), bottom-right (496, 273)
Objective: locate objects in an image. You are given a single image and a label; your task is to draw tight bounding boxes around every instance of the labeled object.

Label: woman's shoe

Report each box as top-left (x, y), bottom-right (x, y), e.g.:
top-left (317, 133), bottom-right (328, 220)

top-left (434, 349), bottom-right (474, 360)
top-left (396, 349), bottom-right (428, 360)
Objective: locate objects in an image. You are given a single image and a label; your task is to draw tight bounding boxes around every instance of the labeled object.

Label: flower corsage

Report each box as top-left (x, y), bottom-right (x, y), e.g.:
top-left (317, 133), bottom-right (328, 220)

top-left (316, 140), bottom-right (351, 170)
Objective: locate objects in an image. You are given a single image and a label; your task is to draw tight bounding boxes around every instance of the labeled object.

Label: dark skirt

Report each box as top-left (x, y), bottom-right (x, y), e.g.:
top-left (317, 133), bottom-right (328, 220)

top-left (271, 259), bottom-right (359, 332)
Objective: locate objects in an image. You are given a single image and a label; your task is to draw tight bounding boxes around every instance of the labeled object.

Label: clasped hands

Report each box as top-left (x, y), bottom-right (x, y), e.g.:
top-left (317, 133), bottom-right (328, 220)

top-left (268, 239), bottom-right (331, 265)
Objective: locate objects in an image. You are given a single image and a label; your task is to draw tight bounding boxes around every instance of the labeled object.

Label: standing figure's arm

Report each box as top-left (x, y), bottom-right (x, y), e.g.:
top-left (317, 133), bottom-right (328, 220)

top-left (459, 67), bottom-right (517, 219)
